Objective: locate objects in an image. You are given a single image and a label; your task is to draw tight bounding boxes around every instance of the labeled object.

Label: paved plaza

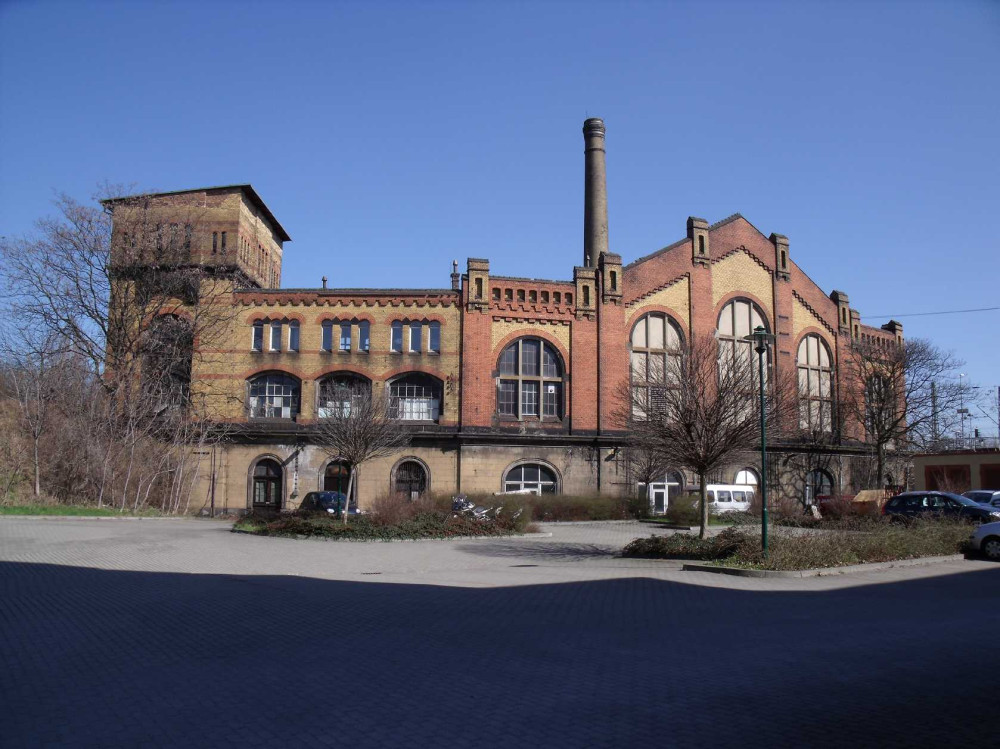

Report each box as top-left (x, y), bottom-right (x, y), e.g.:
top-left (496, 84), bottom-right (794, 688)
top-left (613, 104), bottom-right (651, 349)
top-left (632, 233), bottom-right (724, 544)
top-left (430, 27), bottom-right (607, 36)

top-left (1, 517), bottom-right (998, 748)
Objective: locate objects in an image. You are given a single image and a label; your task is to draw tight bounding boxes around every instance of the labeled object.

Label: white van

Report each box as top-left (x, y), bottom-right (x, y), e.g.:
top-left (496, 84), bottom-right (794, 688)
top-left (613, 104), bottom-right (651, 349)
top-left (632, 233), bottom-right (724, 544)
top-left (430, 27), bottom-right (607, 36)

top-left (705, 484), bottom-right (754, 513)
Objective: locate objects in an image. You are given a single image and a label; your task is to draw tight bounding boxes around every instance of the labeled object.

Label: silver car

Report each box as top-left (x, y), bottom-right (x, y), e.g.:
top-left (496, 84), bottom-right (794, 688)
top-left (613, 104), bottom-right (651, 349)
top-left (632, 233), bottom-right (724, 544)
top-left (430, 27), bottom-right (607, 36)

top-left (969, 521), bottom-right (1000, 560)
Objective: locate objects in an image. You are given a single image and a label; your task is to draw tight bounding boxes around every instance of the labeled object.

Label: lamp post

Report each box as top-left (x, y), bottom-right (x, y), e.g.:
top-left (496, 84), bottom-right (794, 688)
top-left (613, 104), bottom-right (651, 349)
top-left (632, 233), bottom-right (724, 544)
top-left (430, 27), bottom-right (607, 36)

top-left (746, 326), bottom-right (774, 558)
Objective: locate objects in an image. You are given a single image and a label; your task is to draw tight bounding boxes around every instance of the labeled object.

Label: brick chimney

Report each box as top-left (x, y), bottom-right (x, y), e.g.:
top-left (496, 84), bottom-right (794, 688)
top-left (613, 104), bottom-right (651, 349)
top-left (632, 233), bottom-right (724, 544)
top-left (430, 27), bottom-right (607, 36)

top-left (583, 118), bottom-right (608, 268)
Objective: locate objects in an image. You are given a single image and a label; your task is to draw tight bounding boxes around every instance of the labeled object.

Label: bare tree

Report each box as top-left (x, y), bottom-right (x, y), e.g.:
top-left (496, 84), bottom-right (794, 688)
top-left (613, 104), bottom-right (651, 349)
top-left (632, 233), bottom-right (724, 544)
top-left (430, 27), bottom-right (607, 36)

top-left (840, 337), bottom-right (964, 488)
top-left (622, 333), bottom-right (797, 538)
top-left (314, 381), bottom-right (410, 522)
top-left (0, 187), bottom-right (239, 512)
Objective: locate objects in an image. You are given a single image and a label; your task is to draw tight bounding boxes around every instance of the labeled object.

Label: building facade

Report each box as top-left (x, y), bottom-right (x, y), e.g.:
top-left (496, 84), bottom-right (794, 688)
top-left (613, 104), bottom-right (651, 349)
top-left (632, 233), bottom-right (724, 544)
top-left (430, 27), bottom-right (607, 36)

top-left (106, 119), bottom-right (903, 513)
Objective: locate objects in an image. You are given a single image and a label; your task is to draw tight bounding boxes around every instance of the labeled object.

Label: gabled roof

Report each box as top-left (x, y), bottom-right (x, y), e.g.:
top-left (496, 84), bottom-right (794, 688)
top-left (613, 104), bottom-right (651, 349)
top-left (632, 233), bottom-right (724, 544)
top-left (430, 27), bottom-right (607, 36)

top-left (101, 184), bottom-right (291, 242)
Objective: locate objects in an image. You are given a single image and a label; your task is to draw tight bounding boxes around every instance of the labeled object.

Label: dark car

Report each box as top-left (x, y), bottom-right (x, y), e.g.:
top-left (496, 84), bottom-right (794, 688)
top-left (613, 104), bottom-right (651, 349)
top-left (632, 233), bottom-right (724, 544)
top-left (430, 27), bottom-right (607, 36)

top-left (963, 490), bottom-right (1000, 508)
top-left (882, 491), bottom-right (1000, 522)
top-left (300, 491), bottom-right (351, 515)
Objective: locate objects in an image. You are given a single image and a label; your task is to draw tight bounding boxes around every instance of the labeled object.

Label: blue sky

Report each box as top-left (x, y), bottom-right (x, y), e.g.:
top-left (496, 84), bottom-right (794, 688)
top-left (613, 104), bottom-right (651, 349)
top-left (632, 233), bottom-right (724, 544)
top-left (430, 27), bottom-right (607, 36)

top-left (2, 0), bottom-right (998, 434)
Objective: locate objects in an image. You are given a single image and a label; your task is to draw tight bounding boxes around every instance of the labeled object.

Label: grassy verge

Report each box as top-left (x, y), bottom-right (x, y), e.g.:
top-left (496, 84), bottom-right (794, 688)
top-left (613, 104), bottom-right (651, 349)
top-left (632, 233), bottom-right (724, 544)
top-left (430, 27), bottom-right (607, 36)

top-left (0, 505), bottom-right (163, 517)
top-left (233, 508), bottom-right (532, 541)
top-left (622, 518), bottom-right (972, 570)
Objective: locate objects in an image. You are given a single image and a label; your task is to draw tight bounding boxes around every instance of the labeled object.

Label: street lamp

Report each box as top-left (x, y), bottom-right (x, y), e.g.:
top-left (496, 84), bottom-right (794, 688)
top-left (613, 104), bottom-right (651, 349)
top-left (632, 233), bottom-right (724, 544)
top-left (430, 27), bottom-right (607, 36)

top-left (744, 325), bottom-right (775, 558)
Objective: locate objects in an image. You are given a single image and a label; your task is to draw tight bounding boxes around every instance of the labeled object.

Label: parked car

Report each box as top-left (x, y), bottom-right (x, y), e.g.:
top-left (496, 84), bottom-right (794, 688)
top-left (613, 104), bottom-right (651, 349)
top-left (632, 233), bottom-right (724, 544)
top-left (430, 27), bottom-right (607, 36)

top-left (882, 491), bottom-right (1000, 522)
top-left (963, 490), bottom-right (1000, 508)
top-left (300, 491), bottom-right (353, 515)
top-left (969, 521), bottom-right (1000, 560)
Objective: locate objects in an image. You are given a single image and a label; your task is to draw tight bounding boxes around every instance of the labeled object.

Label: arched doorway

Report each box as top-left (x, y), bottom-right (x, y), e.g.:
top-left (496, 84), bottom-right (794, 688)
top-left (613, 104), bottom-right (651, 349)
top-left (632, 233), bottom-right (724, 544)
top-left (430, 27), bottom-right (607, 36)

top-left (394, 460), bottom-right (428, 500)
top-left (324, 460), bottom-right (356, 508)
top-left (251, 458), bottom-right (283, 510)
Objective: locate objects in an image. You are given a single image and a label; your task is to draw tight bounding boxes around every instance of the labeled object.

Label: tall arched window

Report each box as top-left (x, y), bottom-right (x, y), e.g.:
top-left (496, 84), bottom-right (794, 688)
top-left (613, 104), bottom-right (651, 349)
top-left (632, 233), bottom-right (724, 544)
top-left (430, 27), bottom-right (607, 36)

top-left (317, 373), bottom-right (371, 418)
top-left (797, 334), bottom-right (834, 433)
top-left (717, 299), bottom-right (770, 383)
top-left (806, 469), bottom-right (834, 504)
top-left (394, 460), bottom-right (428, 499)
top-left (630, 312), bottom-right (684, 417)
top-left (247, 373), bottom-right (300, 419)
top-left (252, 458), bottom-right (283, 509)
top-left (141, 314), bottom-right (193, 407)
top-left (503, 463), bottom-right (558, 494)
top-left (734, 468), bottom-right (760, 487)
top-left (497, 338), bottom-right (563, 419)
top-left (388, 373), bottom-right (441, 421)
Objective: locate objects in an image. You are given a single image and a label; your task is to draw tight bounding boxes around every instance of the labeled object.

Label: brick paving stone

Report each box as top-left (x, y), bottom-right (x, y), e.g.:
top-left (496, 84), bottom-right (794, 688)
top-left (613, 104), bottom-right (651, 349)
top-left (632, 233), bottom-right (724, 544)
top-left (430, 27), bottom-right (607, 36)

top-left (1, 517), bottom-right (998, 747)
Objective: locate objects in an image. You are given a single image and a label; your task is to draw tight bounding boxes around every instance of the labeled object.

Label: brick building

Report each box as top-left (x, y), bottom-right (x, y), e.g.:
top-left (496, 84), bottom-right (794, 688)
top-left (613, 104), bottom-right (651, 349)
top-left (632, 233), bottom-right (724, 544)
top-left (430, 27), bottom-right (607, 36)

top-left (106, 118), bottom-right (902, 513)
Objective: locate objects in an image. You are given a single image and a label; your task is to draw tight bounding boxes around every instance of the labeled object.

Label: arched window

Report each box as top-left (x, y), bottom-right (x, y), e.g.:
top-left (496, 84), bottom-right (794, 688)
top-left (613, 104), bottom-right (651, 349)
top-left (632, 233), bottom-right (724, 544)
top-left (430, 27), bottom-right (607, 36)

top-left (717, 299), bottom-right (770, 383)
top-left (323, 460), bottom-right (357, 509)
top-left (317, 373), bottom-right (371, 418)
top-left (630, 312), bottom-right (684, 418)
top-left (734, 468), bottom-right (760, 487)
top-left (252, 458), bottom-right (283, 509)
top-left (497, 338), bottom-right (563, 419)
top-left (503, 463), bottom-right (558, 495)
top-left (806, 469), bottom-right (834, 504)
top-left (797, 334), bottom-right (834, 433)
top-left (394, 460), bottom-right (428, 499)
top-left (247, 373), bottom-right (300, 419)
top-left (388, 373), bottom-right (441, 421)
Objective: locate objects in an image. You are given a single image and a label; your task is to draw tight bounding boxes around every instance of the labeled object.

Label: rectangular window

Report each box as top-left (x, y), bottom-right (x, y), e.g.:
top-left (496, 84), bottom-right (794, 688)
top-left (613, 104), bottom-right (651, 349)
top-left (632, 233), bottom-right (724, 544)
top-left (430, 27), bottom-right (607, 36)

top-left (409, 322), bottom-right (422, 352)
top-left (522, 340), bottom-right (540, 376)
top-left (269, 322), bottom-right (282, 351)
top-left (391, 322), bottom-right (403, 353)
top-left (221, 231), bottom-right (227, 253)
top-left (252, 323), bottom-right (263, 352)
top-left (521, 381), bottom-right (539, 416)
top-left (288, 323), bottom-right (299, 353)
top-left (428, 322), bottom-right (440, 354)
top-left (359, 321), bottom-right (370, 352)
top-left (498, 380), bottom-right (517, 416)
top-left (212, 232), bottom-right (218, 254)
top-left (184, 225), bottom-right (192, 251)
top-left (542, 347), bottom-right (559, 378)
top-left (322, 321), bottom-right (333, 352)
top-left (543, 383), bottom-right (561, 418)
top-left (340, 322), bottom-right (351, 352)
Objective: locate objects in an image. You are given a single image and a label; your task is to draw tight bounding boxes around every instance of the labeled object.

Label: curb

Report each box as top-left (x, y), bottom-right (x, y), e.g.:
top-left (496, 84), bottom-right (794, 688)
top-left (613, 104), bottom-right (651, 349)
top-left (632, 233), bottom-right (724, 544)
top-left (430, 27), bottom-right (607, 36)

top-left (231, 529), bottom-right (554, 543)
top-left (0, 515), bottom-right (200, 522)
top-left (681, 554), bottom-right (967, 578)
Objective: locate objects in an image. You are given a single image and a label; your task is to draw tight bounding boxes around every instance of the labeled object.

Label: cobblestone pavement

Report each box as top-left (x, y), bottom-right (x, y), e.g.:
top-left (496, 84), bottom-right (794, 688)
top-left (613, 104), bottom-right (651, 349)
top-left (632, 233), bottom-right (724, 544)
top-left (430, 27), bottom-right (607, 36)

top-left (2, 518), bottom-right (998, 748)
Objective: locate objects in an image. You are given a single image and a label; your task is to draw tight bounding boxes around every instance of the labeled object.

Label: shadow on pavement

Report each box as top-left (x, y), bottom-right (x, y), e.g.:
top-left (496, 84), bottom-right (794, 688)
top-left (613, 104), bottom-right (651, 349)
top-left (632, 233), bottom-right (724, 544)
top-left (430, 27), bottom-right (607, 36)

top-left (456, 540), bottom-right (620, 560)
top-left (1, 562), bottom-right (998, 748)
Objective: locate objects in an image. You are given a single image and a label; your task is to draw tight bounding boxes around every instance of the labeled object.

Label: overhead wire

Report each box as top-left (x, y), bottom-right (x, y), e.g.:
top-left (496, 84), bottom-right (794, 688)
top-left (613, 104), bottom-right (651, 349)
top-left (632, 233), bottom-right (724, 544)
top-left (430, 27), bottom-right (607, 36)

top-left (862, 305), bottom-right (1000, 320)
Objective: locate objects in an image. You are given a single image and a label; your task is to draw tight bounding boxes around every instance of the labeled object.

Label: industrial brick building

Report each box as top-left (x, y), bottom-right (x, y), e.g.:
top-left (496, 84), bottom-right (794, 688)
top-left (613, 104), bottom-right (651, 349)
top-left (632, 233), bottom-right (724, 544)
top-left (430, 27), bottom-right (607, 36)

top-left (106, 118), bottom-right (902, 513)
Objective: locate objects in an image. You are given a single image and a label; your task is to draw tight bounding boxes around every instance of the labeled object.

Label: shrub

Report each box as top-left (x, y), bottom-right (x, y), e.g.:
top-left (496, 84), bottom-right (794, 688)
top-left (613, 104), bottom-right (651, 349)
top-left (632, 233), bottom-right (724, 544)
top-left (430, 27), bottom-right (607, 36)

top-left (622, 517), bottom-right (972, 570)
top-left (233, 503), bottom-right (531, 541)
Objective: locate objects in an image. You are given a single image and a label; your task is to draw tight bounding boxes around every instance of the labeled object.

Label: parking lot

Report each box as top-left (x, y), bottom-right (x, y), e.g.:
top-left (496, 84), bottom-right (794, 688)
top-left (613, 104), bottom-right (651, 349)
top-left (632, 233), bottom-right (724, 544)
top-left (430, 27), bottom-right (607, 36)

top-left (2, 517), bottom-right (998, 748)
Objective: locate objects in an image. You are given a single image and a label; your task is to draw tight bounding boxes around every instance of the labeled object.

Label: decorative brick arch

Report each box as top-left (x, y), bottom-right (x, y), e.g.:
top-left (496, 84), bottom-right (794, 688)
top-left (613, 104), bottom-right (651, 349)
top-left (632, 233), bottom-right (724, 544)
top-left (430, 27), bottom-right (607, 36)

top-left (712, 293), bottom-right (773, 333)
top-left (491, 328), bottom-right (570, 373)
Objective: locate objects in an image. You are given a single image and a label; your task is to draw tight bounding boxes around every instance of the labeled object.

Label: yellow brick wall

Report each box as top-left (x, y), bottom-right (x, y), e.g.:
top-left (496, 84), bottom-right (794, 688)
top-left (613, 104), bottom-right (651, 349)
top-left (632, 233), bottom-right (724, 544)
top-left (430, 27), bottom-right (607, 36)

top-left (190, 296), bottom-right (462, 423)
top-left (625, 276), bottom-right (690, 330)
top-left (711, 251), bottom-right (774, 310)
top-left (490, 318), bottom-right (571, 354)
top-left (792, 294), bottom-right (828, 341)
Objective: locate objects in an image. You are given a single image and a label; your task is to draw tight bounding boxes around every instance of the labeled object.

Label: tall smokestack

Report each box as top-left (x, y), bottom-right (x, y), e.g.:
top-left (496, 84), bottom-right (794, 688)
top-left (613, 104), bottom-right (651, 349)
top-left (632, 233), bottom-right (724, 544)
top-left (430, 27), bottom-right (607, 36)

top-left (582, 117), bottom-right (608, 267)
